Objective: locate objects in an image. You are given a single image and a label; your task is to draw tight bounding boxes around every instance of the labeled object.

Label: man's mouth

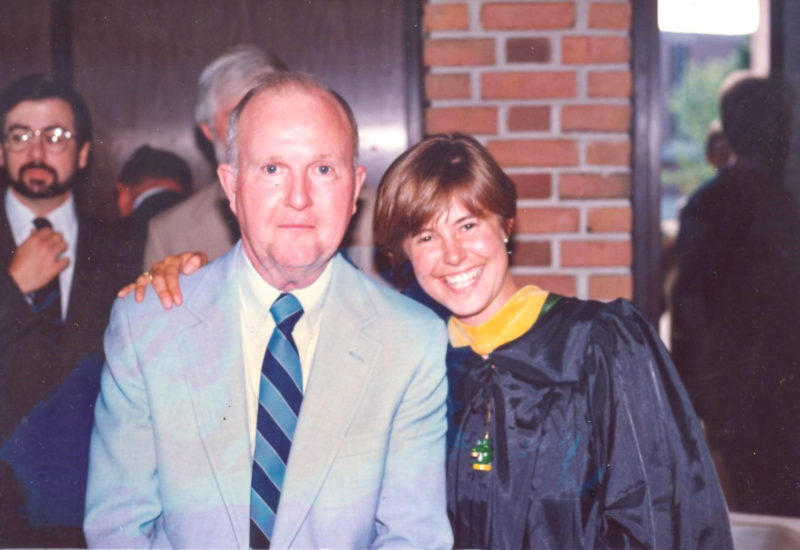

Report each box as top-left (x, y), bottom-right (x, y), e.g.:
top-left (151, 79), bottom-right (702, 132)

top-left (20, 163), bottom-right (57, 187)
top-left (444, 266), bottom-right (483, 290)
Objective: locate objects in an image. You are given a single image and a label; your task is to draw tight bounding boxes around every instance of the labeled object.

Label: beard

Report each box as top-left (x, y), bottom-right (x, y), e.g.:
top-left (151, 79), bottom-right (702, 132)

top-left (1, 161), bottom-right (77, 200)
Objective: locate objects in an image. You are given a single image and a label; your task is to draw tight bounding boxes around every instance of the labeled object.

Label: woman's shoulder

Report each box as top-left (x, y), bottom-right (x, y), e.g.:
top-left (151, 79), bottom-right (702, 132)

top-left (535, 295), bottom-right (648, 339)
top-left (529, 296), bottom-right (659, 375)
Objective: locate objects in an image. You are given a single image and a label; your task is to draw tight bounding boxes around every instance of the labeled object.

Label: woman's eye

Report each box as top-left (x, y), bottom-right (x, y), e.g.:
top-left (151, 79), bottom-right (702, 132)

top-left (418, 234), bottom-right (433, 243)
top-left (462, 222), bottom-right (476, 231)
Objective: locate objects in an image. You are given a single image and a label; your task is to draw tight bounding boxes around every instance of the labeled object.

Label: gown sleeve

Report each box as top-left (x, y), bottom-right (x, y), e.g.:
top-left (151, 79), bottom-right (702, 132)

top-left (587, 300), bottom-right (733, 550)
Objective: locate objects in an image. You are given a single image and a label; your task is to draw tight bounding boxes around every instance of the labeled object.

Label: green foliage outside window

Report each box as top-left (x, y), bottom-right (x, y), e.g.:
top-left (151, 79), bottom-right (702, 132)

top-left (663, 47), bottom-right (747, 195)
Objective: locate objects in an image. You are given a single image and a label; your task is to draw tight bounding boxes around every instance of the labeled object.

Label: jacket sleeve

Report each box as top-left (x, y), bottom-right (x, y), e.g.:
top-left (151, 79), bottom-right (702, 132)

top-left (83, 298), bottom-right (169, 548)
top-left (371, 318), bottom-right (453, 550)
top-left (589, 302), bottom-right (733, 550)
top-left (0, 268), bottom-right (38, 349)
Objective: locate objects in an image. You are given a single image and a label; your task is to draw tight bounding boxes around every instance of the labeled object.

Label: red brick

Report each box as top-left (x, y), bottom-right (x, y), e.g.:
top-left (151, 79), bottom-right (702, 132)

top-left (562, 105), bottom-right (630, 132)
top-left (509, 240), bottom-right (551, 266)
top-left (507, 38), bottom-right (551, 63)
top-left (425, 73), bottom-right (471, 100)
top-left (482, 2), bottom-right (576, 30)
top-left (559, 173), bottom-right (630, 198)
top-left (589, 2), bottom-right (632, 29)
top-left (561, 240), bottom-right (631, 267)
top-left (588, 71), bottom-right (632, 98)
top-left (425, 38), bottom-right (495, 67)
top-left (425, 106), bottom-right (497, 134)
top-left (508, 106), bottom-right (550, 132)
top-left (587, 207), bottom-right (632, 233)
top-left (513, 274), bottom-right (577, 296)
top-left (516, 207), bottom-right (580, 234)
top-left (562, 36), bottom-right (630, 64)
top-left (586, 140), bottom-right (631, 165)
top-left (482, 72), bottom-right (576, 99)
top-left (488, 139), bottom-right (579, 167)
top-left (511, 173), bottom-right (552, 199)
top-left (425, 3), bottom-right (469, 31)
top-left (589, 274), bottom-right (632, 300)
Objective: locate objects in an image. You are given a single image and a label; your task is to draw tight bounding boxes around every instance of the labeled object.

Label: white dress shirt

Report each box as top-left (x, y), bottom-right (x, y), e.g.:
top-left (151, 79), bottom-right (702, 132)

top-left (5, 189), bottom-right (78, 320)
top-left (236, 245), bottom-right (332, 456)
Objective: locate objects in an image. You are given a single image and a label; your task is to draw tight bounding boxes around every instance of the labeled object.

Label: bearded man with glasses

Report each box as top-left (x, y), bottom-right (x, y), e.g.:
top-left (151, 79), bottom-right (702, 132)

top-left (0, 74), bottom-right (132, 547)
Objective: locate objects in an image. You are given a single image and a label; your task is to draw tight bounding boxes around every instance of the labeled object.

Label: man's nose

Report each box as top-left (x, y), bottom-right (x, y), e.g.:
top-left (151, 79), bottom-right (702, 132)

top-left (28, 135), bottom-right (46, 161)
top-left (285, 173), bottom-right (312, 210)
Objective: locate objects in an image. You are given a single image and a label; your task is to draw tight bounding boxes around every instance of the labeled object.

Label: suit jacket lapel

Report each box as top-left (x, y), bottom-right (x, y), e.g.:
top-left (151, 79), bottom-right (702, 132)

top-left (180, 248), bottom-right (252, 548)
top-left (0, 207), bottom-right (14, 267)
top-left (272, 256), bottom-right (381, 547)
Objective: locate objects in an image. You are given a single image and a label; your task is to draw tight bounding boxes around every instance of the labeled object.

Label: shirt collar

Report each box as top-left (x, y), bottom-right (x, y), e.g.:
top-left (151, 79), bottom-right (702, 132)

top-left (5, 188), bottom-right (77, 246)
top-left (237, 245), bottom-right (332, 332)
top-left (132, 187), bottom-right (175, 211)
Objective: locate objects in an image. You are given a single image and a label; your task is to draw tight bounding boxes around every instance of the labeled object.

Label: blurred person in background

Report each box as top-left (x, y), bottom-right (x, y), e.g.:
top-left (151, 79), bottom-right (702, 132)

top-left (116, 144), bottom-right (191, 272)
top-left (672, 75), bottom-right (800, 515)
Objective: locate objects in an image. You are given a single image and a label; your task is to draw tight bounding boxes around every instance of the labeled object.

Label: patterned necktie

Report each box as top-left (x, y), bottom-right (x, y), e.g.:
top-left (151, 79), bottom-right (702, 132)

top-left (250, 293), bottom-right (304, 549)
top-left (30, 217), bottom-right (62, 326)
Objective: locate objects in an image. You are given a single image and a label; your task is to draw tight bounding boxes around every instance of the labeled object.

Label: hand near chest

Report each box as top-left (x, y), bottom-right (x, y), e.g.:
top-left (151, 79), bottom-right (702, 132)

top-left (8, 225), bottom-right (69, 294)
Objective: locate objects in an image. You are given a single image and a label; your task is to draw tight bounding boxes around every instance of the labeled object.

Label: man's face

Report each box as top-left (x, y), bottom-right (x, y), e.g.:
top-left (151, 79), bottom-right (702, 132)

top-left (0, 98), bottom-right (89, 201)
top-left (201, 95), bottom-right (238, 165)
top-left (218, 87), bottom-right (365, 290)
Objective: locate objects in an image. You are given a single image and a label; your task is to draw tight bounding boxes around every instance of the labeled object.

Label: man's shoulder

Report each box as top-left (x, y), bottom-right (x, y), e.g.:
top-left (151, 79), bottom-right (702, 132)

top-left (150, 184), bottom-right (222, 228)
top-left (113, 251), bottom-right (233, 326)
top-left (335, 257), bottom-right (441, 326)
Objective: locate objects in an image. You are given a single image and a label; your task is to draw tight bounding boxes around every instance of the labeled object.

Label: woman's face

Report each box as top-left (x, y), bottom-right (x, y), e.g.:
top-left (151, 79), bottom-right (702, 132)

top-left (402, 199), bottom-right (519, 326)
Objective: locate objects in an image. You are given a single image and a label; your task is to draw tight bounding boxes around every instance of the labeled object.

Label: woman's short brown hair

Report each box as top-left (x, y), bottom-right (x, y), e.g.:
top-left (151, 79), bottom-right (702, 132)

top-left (374, 133), bottom-right (517, 275)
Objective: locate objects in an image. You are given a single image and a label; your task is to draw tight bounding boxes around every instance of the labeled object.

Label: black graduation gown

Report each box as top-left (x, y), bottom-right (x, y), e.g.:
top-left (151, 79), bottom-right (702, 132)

top-left (446, 297), bottom-right (733, 550)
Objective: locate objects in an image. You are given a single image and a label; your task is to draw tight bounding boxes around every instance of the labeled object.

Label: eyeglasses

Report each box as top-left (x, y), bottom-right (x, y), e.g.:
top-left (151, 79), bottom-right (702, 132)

top-left (2, 126), bottom-right (75, 153)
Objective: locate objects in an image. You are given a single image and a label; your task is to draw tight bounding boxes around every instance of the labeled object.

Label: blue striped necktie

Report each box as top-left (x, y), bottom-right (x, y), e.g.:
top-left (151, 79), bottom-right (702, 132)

top-left (250, 293), bottom-right (304, 549)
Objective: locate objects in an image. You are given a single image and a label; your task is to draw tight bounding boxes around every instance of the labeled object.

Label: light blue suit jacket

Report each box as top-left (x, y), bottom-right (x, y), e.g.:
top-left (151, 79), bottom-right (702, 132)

top-left (84, 245), bottom-right (452, 549)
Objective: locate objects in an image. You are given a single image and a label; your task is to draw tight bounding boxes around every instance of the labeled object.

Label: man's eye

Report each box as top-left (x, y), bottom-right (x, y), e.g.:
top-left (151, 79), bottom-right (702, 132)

top-left (264, 164), bottom-right (279, 174)
top-left (317, 165), bottom-right (332, 175)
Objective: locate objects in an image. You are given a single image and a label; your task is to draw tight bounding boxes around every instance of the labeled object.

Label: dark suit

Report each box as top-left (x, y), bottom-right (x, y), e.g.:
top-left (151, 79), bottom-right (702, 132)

top-left (672, 164), bottom-right (800, 514)
top-left (122, 189), bottom-right (185, 272)
top-left (0, 202), bottom-right (131, 547)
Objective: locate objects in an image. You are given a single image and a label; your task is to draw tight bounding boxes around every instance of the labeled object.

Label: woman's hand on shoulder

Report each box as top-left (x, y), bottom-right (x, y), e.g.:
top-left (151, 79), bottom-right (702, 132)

top-left (117, 251), bottom-right (209, 309)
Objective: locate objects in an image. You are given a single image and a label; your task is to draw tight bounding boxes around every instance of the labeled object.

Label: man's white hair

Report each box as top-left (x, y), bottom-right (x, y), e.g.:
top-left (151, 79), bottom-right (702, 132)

top-left (194, 44), bottom-right (287, 127)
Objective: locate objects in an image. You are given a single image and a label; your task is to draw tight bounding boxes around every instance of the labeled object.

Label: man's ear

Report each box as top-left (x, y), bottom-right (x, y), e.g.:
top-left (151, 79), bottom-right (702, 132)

top-left (77, 141), bottom-right (91, 170)
top-left (352, 165), bottom-right (366, 214)
top-left (116, 182), bottom-right (133, 218)
top-left (217, 163), bottom-right (238, 216)
top-left (200, 123), bottom-right (213, 143)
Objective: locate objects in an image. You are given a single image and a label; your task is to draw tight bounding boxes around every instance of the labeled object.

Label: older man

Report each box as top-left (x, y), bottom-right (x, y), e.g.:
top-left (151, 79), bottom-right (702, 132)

top-left (143, 45), bottom-right (286, 269)
top-left (84, 73), bottom-right (452, 549)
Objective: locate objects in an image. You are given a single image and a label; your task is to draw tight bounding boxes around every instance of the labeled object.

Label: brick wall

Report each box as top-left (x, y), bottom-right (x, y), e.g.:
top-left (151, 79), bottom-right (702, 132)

top-left (423, 0), bottom-right (633, 300)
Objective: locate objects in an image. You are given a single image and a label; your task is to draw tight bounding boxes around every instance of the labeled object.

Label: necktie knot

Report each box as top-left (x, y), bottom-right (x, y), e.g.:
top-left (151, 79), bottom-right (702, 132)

top-left (270, 293), bottom-right (303, 335)
top-left (33, 217), bottom-right (52, 230)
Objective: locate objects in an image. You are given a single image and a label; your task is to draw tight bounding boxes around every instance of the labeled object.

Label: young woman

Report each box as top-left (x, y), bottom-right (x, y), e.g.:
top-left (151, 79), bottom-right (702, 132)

top-left (132, 133), bottom-right (733, 549)
top-left (373, 133), bottom-right (733, 549)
